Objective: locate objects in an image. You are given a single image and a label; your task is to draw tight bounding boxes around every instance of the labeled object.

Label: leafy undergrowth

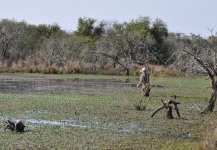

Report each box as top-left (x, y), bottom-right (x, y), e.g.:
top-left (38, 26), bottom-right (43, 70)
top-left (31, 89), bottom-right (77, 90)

top-left (0, 74), bottom-right (215, 149)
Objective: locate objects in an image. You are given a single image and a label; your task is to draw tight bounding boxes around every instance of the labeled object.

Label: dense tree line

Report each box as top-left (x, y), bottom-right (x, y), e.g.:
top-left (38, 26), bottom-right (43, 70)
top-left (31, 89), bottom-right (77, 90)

top-left (0, 17), bottom-right (215, 75)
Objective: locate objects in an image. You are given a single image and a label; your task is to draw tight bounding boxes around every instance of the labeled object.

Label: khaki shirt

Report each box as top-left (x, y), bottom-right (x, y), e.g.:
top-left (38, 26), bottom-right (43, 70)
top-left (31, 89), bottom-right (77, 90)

top-left (137, 72), bottom-right (149, 86)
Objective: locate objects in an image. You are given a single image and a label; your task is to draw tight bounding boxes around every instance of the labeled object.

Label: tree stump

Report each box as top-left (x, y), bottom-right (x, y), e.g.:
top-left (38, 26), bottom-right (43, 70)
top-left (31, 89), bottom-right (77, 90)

top-left (151, 99), bottom-right (181, 119)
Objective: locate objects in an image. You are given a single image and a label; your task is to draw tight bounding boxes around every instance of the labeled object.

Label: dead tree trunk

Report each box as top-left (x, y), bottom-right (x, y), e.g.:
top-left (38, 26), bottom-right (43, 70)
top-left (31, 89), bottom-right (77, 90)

top-left (199, 63), bottom-right (217, 113)
top-left (200, 65), bottom-right (217, 113)
top-left (201, 88), bottom-right (217, 113)
top-left (151, 99), bottom-right (181, 119)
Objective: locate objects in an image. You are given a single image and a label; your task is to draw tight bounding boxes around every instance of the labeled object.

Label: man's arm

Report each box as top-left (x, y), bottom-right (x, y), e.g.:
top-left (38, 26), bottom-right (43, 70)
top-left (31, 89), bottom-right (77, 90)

top-left (137, 74), bottom-right (145, 87)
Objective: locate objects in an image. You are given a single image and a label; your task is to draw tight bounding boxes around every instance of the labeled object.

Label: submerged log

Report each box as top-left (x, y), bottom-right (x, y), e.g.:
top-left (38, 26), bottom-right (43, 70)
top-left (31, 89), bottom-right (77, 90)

top-left (151, 99), bottom-right (181, 119)
top-left (4, 120), bottom-right (25, 133)
top-left (4, 120), bottom-right (15, 131)
top-left (14, 120), bottom-right (25, 133)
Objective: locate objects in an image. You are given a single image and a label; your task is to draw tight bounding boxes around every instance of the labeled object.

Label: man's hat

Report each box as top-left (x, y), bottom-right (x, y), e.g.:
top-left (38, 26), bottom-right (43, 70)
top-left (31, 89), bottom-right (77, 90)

top-left (140, 67), bottom-right (146, 72)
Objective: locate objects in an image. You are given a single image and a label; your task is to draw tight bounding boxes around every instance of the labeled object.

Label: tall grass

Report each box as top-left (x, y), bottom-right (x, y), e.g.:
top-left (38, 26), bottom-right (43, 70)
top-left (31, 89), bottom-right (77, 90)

top-left (0, 60), bottom-right (185, 76)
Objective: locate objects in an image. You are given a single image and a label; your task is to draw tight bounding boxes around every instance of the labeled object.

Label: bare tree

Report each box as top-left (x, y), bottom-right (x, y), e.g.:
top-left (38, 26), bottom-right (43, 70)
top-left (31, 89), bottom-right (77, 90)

top-left (37, 35), bottom-right (68, 67)
top-left (0, 19), bottom-right (26, 66)
top-left (95, 20), bottom-right (155, 75)
top-left (175, 31), bottom-right (217, 113)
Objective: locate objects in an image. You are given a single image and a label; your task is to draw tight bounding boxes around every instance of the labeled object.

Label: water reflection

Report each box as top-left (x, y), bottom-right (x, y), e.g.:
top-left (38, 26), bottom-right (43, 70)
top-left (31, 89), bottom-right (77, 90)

top-left (0, 75), bottom-right (135, 95)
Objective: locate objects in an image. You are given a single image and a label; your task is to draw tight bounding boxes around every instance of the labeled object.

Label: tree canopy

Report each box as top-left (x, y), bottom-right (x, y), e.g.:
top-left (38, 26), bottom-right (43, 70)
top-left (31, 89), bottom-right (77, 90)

top-left (0, 17), bottom-right (215, 75)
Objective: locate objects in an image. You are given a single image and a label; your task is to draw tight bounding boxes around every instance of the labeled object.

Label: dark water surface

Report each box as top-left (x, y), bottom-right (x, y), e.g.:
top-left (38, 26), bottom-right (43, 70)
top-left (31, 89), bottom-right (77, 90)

top-left (0, 75), bottom-right (135, 95)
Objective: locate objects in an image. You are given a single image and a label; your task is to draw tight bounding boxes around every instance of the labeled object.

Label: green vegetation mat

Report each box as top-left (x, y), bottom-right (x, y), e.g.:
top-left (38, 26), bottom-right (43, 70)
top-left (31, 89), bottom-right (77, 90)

top-left (0, 74), bottom-right (216, 149)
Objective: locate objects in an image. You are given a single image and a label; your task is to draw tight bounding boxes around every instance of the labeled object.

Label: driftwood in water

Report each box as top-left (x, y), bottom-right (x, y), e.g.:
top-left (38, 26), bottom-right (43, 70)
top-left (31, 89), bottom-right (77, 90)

top-left (4, 120), bottom-right (25, 133)
top-left (4, 120), bottom-right (15, 132)
top-left (151, 99), bottom-right (181, 119)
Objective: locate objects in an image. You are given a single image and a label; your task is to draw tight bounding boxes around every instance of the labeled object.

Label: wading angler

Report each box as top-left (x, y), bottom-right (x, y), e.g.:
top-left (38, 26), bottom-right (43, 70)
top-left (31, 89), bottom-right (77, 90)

top-left (137, 67), bottom-right (151, 109)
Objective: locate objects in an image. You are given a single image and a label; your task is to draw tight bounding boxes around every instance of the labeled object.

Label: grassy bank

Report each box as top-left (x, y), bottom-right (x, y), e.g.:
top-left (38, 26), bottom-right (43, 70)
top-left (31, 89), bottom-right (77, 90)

top-left (0, 73), bottom-right (216, 149)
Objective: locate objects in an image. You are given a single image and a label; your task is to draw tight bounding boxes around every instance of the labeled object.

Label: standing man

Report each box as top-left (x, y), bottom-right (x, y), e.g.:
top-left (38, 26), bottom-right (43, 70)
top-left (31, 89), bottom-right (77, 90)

top-left (137, 67), bottom-right (151, 109)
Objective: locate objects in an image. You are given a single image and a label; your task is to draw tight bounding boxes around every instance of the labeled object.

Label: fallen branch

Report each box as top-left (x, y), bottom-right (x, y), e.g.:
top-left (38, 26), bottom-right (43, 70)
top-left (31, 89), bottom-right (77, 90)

top-left (151, 99), bottom-right (181, 119)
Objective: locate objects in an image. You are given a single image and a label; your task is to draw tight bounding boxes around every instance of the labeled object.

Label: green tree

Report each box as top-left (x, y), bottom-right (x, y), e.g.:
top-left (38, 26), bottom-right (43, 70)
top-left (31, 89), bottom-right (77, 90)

top-left (150, 18), bottom-right (169, 63)
top-left (37, 24), bottom-right (64, 38)
top-left (75, 17), bottom-right (105, 41)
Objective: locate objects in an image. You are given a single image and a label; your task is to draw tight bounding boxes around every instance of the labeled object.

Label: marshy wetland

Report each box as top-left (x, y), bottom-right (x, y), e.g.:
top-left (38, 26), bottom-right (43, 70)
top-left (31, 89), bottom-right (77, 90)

top-left (0, 73), bottom-right (216, 149)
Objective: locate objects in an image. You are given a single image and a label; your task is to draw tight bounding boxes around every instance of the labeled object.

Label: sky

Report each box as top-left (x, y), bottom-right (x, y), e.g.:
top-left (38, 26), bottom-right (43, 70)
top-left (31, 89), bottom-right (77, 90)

top-left (0, 0), bottom-right (216, 37)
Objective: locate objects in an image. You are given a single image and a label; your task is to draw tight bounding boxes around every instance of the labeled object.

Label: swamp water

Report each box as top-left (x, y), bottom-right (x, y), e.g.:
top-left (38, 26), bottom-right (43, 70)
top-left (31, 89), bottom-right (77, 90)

top-left (0, 75), bottom-right (135, 95)
top-left (0, 75), bottom-right (150, 134)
